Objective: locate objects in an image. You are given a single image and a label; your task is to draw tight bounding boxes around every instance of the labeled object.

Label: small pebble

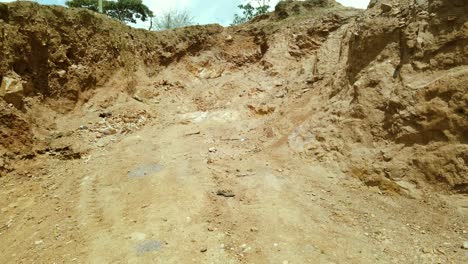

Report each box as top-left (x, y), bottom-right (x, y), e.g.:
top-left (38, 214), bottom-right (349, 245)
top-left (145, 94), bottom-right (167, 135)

top-left (216, 189), bottom-right (235, 197)
top-left (208, 147), bottom-right (217, 153)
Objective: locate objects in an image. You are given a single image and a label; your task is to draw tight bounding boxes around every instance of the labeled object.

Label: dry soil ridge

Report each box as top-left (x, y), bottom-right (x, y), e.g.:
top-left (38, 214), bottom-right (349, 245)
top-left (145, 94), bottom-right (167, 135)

top-left (0, 0), bottom-right (467, 263)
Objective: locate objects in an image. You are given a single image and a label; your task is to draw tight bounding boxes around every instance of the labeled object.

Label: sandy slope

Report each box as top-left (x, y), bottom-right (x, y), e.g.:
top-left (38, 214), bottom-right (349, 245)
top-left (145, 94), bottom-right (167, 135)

top-left (1, 66), bottom-right (466, 263)
top-left (0, 0), bottom-right (467, 263)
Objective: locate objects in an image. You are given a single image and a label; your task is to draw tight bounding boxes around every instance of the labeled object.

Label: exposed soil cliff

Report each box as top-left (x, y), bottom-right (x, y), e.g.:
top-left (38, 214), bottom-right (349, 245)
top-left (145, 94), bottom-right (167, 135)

top-left (0, 1), bottom-right (466, 263)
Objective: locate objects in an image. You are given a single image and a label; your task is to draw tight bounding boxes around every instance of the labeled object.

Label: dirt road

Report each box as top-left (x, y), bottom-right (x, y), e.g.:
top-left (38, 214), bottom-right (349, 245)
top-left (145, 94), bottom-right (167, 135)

top-left (2, 74), bottom-right (466, 263)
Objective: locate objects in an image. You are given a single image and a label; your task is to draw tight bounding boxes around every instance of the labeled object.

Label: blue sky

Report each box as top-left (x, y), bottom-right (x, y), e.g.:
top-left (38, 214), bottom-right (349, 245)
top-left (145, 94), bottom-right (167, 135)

top-left (0, 0), bottom-right (370, 28)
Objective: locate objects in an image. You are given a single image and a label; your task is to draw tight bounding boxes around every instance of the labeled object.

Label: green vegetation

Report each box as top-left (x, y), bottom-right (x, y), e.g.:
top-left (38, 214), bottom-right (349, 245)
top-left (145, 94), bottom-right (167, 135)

top-left (65, 0), bottom-right (153, 23)
top-left (232, 0), bottom-right (271, 25)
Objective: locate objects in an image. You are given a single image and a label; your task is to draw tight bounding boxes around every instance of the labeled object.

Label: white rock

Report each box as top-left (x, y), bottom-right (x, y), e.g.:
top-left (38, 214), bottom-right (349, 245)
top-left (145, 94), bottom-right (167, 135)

top-left (0, 74), bottom-right (24, 108)
top-left (208, 147), bottom-right (217, 153)
top-left (57, 70), bottom-right (67, 78)
top-left (100, 127), bottom-right (117, 135)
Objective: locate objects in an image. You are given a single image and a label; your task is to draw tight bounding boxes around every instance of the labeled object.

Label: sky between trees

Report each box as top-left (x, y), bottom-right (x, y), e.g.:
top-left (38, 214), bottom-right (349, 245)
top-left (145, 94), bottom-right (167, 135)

top-left (0, 0), bottom-right (370, 27)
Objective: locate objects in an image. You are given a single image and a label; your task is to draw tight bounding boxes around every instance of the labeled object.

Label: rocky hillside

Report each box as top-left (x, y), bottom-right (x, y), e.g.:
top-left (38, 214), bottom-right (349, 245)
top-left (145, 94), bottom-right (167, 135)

top-left (0, 0), bottom-right (466, 195)
top-left (0, 1), bottom-right (223, 157)
top-left (0, 1), bottom-right (467, 263)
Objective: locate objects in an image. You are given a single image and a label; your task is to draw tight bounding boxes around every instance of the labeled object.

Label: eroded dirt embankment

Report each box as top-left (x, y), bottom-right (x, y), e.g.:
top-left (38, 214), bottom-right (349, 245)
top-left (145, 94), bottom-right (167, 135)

top-left (0, 1), bottom-right (223, 164)
top-left (3, 0), bottom-right (465, 193)
top-left (0, 0), bottom-right (467, 263)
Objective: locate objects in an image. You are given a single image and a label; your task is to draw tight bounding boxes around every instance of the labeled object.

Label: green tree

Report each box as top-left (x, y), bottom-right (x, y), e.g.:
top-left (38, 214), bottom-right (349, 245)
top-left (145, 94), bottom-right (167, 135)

top-left (232, 0), bottom-right (270, 25)
top-left (66, 0), bottom-right (153, 24)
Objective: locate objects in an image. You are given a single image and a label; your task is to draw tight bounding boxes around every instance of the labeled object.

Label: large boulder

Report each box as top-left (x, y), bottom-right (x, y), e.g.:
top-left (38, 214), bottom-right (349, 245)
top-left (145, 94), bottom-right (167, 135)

top-left (0, 73), bottom-right (24, 109)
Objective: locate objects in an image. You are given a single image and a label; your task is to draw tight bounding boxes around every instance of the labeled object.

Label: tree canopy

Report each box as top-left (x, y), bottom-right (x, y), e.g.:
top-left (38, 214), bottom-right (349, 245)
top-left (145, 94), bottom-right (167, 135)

top-left (66, 0), bottom-right (153, 24)
top-left (232, 0), bottom-right (270, 25)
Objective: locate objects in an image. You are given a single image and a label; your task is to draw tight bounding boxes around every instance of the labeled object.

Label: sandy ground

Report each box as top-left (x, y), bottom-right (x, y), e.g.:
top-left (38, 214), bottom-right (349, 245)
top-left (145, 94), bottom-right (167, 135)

top-left (0, 1), bottom-right (467, 262)
top-left (1, 68), bottom-right (466, 263)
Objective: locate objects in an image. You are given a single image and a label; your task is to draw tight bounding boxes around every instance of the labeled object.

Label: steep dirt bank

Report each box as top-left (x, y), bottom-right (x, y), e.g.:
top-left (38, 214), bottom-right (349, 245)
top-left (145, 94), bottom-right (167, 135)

top-left (0, 0), bottom-right (467, 263)
top-left (243, 0), bottom-right (468, 193)
top-left (0, 1), bottom-right (223, 158)
top-left (0, 2), bottom-right (222, 102)
top-left (340, 0), bottom-right (468, 193)
top-left (2, 0), bottom-right (465, 193)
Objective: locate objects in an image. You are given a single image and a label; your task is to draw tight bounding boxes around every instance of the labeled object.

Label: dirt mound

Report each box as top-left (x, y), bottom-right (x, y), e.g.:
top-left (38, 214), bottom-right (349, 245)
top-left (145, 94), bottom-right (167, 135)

top-left (272, 0), bottom-right (343, 20)
top-left (1, 1), bottom-right (467, 263)
top-left (0, 1), bottom-right (222, 106)
top-left (0, 1), bottom-right (223, 161)
top-left (0, 100), bottom-right (33, 156)
top-left (311, 0), bottom-right (468, 193)
top-left (238, 0), bottom-right (468, 194)
top-left (1, 0), bottom-right (466, 193)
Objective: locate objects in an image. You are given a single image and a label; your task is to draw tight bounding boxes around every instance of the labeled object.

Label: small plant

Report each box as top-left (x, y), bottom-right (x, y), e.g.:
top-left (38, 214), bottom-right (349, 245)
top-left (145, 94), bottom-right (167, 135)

top-left (232, 0), bottom-right (271, 25)
top-left (151, 9), bottom-right (194, 31)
